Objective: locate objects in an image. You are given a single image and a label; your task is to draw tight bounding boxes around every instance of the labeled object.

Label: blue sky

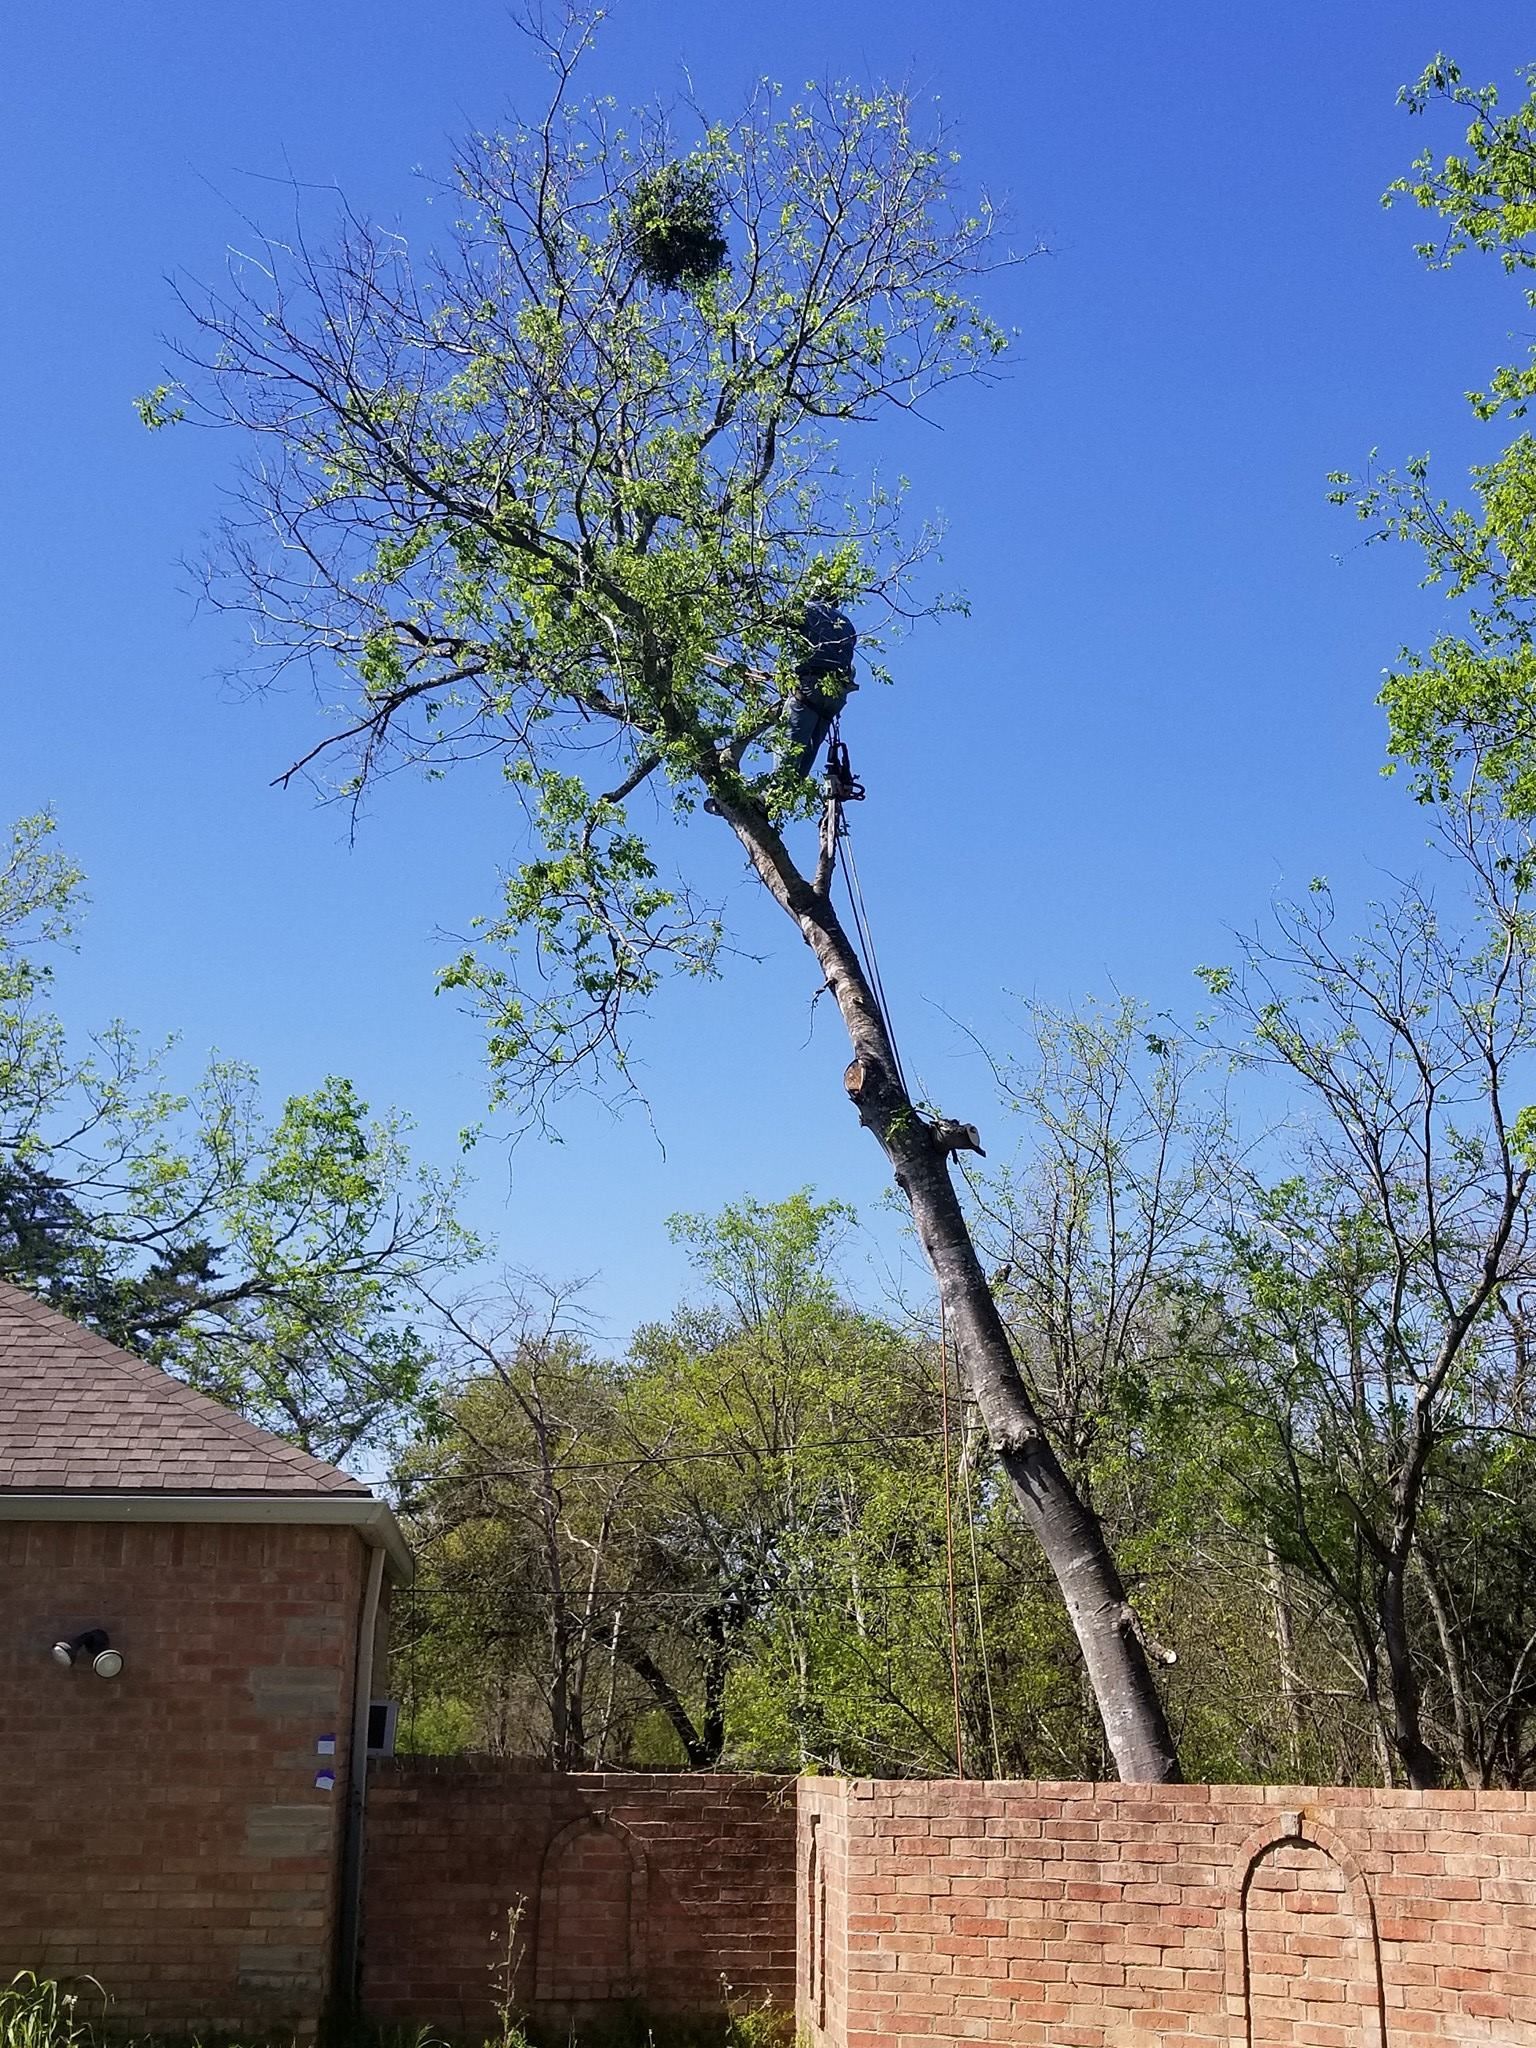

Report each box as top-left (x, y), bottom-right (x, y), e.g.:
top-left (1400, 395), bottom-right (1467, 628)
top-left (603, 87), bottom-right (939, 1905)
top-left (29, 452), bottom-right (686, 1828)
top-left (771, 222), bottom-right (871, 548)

top-left (3, 2), bottom-right (1530, 1339)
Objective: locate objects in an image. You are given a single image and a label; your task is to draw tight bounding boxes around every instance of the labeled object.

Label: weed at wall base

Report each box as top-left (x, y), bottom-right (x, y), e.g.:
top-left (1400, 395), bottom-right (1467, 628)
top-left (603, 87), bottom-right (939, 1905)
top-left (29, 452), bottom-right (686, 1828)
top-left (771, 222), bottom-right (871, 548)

top-left (0, 1980), bottom-right (796, 2048)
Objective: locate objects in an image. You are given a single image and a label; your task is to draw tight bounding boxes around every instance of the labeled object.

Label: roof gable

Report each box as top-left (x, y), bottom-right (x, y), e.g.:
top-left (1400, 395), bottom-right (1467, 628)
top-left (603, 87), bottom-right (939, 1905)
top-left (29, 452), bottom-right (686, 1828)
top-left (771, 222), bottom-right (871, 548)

top-left (0, 1280), bottom-right (370, 1497)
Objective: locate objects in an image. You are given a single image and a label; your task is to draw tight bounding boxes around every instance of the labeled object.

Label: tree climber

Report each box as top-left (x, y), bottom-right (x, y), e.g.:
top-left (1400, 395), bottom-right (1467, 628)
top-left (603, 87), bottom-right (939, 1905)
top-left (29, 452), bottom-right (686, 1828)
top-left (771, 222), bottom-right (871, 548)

top-left (779, 600), bottom-right (858, 782)
top-left (702, 599), bottom-right (859, 812)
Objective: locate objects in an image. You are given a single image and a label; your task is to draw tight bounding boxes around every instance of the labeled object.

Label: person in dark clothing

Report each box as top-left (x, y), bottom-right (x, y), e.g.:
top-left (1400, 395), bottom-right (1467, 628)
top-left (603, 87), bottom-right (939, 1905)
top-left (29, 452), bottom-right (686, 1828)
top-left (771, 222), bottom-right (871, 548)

top-left (780, 601), bottom-right (858, 781)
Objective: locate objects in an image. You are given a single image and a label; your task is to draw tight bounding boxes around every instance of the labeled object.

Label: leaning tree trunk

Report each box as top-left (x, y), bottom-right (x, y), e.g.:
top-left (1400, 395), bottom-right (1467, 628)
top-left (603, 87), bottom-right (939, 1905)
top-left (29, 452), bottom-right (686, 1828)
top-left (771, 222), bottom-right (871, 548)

top-left (716, 785), bottom-right (1182, 1783)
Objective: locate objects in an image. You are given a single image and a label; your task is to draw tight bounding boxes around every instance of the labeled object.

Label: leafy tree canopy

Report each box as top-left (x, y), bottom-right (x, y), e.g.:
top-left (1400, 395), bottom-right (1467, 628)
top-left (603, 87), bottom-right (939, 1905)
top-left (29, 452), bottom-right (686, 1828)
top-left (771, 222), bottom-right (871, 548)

top-left (1336, 58), bottom-right (1536, 823)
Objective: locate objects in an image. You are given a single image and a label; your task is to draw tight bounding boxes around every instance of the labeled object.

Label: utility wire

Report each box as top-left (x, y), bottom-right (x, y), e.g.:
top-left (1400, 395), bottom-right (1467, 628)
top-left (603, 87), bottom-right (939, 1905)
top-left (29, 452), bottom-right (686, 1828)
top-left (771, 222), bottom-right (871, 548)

top-left (837, 827), bottom-right (910, 1099)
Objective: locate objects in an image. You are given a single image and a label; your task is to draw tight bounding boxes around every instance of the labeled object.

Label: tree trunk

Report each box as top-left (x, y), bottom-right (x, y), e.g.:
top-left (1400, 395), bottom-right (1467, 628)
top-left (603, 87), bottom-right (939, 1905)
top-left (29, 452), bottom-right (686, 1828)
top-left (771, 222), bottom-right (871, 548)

top-left (621, 1642), bottom-right (717, 1767)
top-left (1265, 1536), bottom-right (1303, 1780)
top-left (1372, 1712), bottom-right (1395, 1789)
top-left (532, 1421), bottom-right (583, 1769)
top-left (594, 1602), bottom-right (623, 1767)
top-left (701, 1610), bottom-right (730, 1765)
top-left (879, 1084), bottom-right (1182, 1780)
top-left (1417, 1547), bottom-right (1485, 1789)
top-left (1379, 1556), bottom-right (1443, 1790)
top-left (717, 788), bottom-right (1182, 1783)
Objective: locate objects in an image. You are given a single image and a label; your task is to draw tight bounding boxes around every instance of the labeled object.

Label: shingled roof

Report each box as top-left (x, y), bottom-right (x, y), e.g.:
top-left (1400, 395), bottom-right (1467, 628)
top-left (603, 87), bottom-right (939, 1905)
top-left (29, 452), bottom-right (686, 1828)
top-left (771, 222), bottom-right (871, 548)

top-left (0, 1278), bottom-right (370, 1497)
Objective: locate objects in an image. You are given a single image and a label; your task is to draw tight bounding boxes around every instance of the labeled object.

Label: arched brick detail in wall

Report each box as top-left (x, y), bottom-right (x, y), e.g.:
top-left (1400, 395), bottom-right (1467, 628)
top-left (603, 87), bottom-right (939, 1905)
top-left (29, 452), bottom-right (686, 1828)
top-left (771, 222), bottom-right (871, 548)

top-left (533, 1811), bottom-right (650, 2006)
top-left (804, 1812), bottom-right (826, 2029)
top-left (1224, 1815), bottom-right (1385, 2048)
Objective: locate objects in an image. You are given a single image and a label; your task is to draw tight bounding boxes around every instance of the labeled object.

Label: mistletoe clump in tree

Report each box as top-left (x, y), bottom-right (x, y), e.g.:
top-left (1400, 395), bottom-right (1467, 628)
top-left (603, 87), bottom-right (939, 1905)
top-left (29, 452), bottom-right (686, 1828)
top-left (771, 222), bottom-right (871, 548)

top-left (158, 9), bottom-right (1180, 1779)
top-left (622, 159), bottom-right (730, 290)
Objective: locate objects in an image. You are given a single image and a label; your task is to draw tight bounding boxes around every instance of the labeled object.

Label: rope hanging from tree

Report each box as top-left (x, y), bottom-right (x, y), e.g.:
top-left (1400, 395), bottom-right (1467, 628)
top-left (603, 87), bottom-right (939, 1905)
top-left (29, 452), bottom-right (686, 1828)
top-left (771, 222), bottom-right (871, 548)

top-left (825, 721), bottom-right (909, 1100)
top-left (823, 728), bottom-right (970, 1774)
top-left (938, 1291), bottom-right (967, 1779)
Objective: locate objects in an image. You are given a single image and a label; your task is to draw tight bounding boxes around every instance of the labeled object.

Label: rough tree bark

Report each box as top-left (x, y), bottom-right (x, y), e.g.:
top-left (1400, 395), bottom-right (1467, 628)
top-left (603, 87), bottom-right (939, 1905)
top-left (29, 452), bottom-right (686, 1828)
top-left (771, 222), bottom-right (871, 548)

top-left (1379, 1556), bottom-right (1441, 1791)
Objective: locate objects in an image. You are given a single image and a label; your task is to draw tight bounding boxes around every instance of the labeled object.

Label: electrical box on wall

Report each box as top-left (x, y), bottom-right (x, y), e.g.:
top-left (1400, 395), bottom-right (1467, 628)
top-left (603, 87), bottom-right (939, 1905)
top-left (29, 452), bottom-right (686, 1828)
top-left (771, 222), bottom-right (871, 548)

top-left (367, 1699), bottom-right (398, 1757)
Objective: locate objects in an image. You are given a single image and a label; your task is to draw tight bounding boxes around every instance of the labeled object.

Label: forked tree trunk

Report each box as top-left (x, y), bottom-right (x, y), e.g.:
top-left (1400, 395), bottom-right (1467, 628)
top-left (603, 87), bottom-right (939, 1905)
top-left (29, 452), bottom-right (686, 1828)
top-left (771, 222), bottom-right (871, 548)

top-left (718, 788), bottom-right (1182, 1783)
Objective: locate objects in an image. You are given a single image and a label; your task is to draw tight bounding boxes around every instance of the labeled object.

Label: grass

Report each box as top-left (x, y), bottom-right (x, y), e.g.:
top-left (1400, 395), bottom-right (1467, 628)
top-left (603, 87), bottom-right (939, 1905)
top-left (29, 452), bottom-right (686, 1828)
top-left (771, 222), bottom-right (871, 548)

top-left (488, 2005), bottom-right (792, 2047)
top-left (0, 1978), bottom-right (798, 2048)
top-left (0, 1978), bottom-right (104, 2048)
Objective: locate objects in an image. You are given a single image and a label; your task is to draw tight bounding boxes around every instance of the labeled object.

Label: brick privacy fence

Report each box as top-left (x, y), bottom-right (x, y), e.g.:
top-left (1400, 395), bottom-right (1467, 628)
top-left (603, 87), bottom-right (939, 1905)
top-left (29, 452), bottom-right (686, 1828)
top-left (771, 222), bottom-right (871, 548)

top-left (0, 1519), bottom-right (368, 2033)
top-left (797, 1778), bottom-right (1536, 2048)
top-left (361, 1759), bottom-right (798, 2029)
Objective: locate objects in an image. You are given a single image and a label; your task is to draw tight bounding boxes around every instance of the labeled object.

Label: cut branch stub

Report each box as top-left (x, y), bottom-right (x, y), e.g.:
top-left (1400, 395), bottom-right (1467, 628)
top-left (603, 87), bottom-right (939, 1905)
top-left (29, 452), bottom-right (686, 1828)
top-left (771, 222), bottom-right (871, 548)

top-left (929, 1117), bottom-right (985, 1160)
top-left (843, 1055), bottom-right (908, 1129)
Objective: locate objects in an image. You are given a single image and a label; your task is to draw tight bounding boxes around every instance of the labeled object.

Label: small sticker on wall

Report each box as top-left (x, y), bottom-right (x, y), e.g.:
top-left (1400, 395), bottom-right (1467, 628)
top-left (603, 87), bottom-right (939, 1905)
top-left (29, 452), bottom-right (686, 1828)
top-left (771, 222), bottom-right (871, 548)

top-left (315, 1734), bottom-right (336, 1756)
top-left (315, 1769), bottom-right (336, 1792)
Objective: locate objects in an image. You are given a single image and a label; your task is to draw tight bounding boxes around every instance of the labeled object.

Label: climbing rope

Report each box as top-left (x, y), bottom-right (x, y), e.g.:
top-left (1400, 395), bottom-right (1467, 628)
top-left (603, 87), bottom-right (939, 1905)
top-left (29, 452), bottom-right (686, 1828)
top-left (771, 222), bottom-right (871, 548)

top-left (960, 1417), bottom-right (1004, 1779)
top-left (826, 722), bottom-right (910, 1100)
top-left (938, 1293), bottom-right (967, 1780)
top-left (825, 725), bottom-right (987, 1780)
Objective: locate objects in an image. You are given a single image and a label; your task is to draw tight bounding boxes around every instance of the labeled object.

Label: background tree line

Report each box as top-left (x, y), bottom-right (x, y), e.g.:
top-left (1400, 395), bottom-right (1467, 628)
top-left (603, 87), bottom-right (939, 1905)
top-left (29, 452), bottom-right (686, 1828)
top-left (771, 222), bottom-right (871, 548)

top-left (14, 775), bottom-right (1536, 1786)
top-left (0, 809), bottom-right (476, 1465)
top-left (394, 766), bottom-right (1536, 1790)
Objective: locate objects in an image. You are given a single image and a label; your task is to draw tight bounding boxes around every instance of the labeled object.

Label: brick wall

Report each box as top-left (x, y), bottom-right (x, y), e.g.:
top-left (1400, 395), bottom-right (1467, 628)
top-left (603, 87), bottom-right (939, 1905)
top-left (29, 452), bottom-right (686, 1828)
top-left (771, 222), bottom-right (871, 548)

top-left (800, 1775), bottom-right (850, 2041)
top-left (14, 1545), bottom-right (1536, 2048)
top-left (0, 1519), bottom-right (368, 2035)
top-left (361, 1759), bottom-right (797, 2030)
top-left (798, 1779), bottom-right (1536, 2048)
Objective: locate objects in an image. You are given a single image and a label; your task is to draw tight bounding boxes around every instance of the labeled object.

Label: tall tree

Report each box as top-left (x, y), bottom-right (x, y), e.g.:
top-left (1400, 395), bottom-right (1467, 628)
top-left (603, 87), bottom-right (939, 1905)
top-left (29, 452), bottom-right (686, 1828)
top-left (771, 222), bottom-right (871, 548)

top-left (1199, 807), bottom-right (1536, 1789)
top-left (398, 1294), bottom-right (630, 1768)
top-left (0, 811), bottom-right (476, 1462)
top-left (160, 10), bottom-right (1179, 1777)
top-left (400, 1202), bottom-right (987, 1775)
top-left (971, 1001), bottom-right (1315, 1784)
top-left (1336, 55), bottom-right (1536, 827)
top-left (625, 1193), bottom-right (967, 1772)
top-left (1289, 53), bottom-right (1536, 1785)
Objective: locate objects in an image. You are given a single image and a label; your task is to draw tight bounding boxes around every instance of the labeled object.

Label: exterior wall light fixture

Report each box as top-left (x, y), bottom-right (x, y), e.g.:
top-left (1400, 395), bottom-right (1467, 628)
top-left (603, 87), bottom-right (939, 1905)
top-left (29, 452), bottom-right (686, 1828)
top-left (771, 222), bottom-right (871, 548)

top-left (51, 1629), bottom-right (124, 1678)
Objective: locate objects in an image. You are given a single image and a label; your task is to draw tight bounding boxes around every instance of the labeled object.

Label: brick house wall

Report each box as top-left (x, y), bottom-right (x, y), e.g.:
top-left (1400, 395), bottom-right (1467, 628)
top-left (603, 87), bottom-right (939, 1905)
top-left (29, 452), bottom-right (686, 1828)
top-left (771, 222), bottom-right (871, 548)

top-left (0, 1518), bottom-right (370, 2034)
top-left (798, 1778), bottom-right (1536, 2048)
top-left (361, 1759), bottom-right (798, 2030)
